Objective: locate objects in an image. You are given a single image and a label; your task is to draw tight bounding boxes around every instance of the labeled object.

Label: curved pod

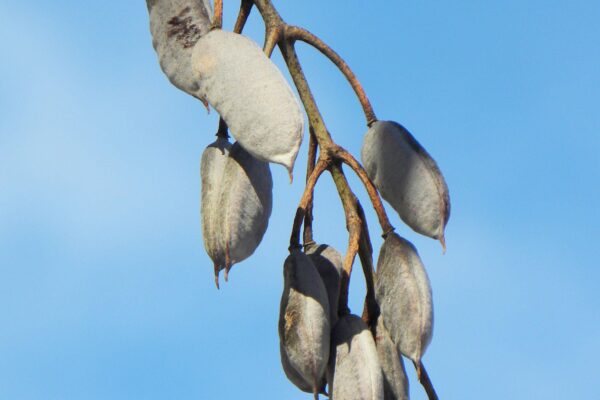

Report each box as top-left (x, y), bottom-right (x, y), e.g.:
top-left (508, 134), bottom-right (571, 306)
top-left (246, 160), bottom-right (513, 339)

top-left (328, 315), bottom-right (384, 400)
top-left (200, 138), bottom-right (272, 287)
top-left (375, 233), bottom-right (433, 366)
top-left (361, 121), bottom-right (450, 245)
top-left (279, 250), bottom-right (330, 398)
top-left (147, 0), bottom-right (213, 99)
top-left (192, 30), bottom-right (304, 174)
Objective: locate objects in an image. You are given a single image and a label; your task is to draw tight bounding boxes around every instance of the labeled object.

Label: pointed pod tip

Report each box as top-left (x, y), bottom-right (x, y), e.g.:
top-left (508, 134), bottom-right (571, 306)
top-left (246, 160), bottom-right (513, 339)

top-left (287, 168), bottom-right (294, 184)
top-left (439, 235), bottom-right (447, 254)
top-left (213, 264), bottom-right (221, 289)
top-left (201, 97), bottom-right (210, 113)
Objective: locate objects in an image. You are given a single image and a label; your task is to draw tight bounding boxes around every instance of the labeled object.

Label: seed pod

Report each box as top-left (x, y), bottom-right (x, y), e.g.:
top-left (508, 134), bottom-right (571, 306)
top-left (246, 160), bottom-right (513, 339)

top-left (374, 315), bottom-right (409, 400)
top-left (200, 138), bottom-right (272, 287)
top-left (147, 0), bottom-right (212, 100)
top-left (375, 233), bottom-right (433, 367)
top-left (279, 250), bottom-right (330, 398)
top-left (361, 121), bottom-right (450, 246)
top-left (305, 243), bottom-right (343, 326)
top-left (192, 30), bottom-right (304, 175)
top-left (328, 315), bottom-right (384, 400)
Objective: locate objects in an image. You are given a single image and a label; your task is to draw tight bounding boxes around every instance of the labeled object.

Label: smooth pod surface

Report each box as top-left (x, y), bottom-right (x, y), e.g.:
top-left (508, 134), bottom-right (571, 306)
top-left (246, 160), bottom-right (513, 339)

top-left (374, 315), bottom-right (409, 400)
top-left (361, 120), bottom-right (450, 244)
top-left (192, 30), bottom-right (304, 174)
top-left (147, 0), bottom-right (212, 99)
top-left (200, 138), bottom-right (272, 286)
top-left (328, 315), bottom-right (384, 400)
top-left (279, 250), bottom-right (330, 398)
top-left (305, 243), bottom-right (343, 326)
top-left (375, 233), bottom-right (433, 365)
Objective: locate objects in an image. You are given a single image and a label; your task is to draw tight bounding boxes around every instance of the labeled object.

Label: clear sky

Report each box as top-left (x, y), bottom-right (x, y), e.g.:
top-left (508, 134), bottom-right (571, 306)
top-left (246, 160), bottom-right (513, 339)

top-left (1, 1), bottom-right (599, 399)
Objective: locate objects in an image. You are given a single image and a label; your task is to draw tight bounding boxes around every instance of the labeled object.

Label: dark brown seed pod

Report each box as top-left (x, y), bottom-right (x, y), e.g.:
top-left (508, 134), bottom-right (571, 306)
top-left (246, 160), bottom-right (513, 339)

top-left (328, 315), bottom-right (384, 400)
top-left (279, 250), bottom-right (330, 399)
top-left (192, 30), bottom-right (304, 175)
top-left (305, 243), bottom-right (343, 326)
top-left (200, 138), bottom-right (272, 287)
top-left (361, 121), bottom-right (450, 247)
top-left (375, 233), bottom-right (433, 369)
top-left (374, 315), bottom-right (409, 400)
top-left (147, 0), bottom-right (212, 100)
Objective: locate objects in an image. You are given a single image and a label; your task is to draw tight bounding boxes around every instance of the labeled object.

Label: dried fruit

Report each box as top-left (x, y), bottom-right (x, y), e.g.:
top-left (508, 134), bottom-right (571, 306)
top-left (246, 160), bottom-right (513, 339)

top-left (361, 121), bottom-right (450, 246)
top-left (279, 250), bottom-right (330, 398)
top-left (192, 30), bottom-right (304, 175)
top-left (328, 315), bottom-right (384, 400)
top-left (375, 233), bottom-right (433, 368)
top-left (374, 315), bottom-right (409, 400)
top-left (147, 0), bottom-right (212, 99)
top-left (200, 138), bottom-right (272, 287)
top-left (305, 243), bottom-right (343, 326)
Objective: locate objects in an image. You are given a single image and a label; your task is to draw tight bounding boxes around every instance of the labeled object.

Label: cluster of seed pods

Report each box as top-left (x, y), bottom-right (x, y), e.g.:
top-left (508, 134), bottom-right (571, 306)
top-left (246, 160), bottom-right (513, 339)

top-left (146, 1), bottom-right (451, 398)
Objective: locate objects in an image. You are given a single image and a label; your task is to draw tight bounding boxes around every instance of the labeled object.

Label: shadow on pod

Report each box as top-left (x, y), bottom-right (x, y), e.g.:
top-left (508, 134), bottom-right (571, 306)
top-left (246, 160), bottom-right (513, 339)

top-left (374, 315), bottom-right (409, 400)
top-left (200, 137), bottom-right (272, 287)
top-left (279, 250), bottom-right (330, 399)
top-left (361, 121), bottom-right (450, 248)
top-left (305, 243), bottom-right (343, 326)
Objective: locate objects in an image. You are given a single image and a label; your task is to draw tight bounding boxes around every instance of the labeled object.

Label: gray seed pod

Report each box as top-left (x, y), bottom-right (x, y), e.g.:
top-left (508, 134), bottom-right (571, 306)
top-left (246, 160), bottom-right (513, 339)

top-left (375, 233), bottom-right (433, 367)
top-left (361, 121), bottom-right (450, 246)
top-left (147, 0), bottom-right (212, 99)
top-left (200, 138), bottom-right (272, 287)
top-left (328, 315), bottom-right (384, 400)
top-left (305, 243), bottom-right (343, 326)
top-left (374, 315), bottom-right (409, 400)
top-left (279, 250), bottom-right (330, 399)
top-left (192, 30), bottom-right (304, 175)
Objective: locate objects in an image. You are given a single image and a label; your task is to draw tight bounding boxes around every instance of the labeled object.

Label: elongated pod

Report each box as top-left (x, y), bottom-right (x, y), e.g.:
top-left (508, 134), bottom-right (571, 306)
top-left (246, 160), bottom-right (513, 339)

top-left (375, 233), bottom-right (433, 367)
top-left (200, 139), bottom-right (272, 287)
top-left (147, 0), bottom-right (212, 99)
top-left (192, 30), bottom-right (304, 175)
top-left (374, 316), bottom-right (409, 400)
top-left (361, 121), bottom-right (450, 245)
top-left (305, 243), bottom-right (343, 326)
top-left (279, 250), bottom-right (330, 398)
top-left (328, 315), bottom-right (384, 400)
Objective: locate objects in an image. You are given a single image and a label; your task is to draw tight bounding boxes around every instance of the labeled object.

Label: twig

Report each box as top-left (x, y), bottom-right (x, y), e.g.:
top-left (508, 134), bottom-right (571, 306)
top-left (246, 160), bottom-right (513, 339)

top-left (233, 0), bottom-right (253, 34)
top-left (335, 147), bottom-right (394, 236)
top-left (303, 127), bottom-right (318, 247)
top-left (264, 26), bottom-right (282, 57)
top-left (413, 361), bottom-right (439, 400)
top-left (285, 25), bottom-right (377, 126)
top-left (212, 0), bottom-right (223, 29)
top-left (289, 158), bottom-right (329, 249)
top-left (330, 164), bottom-right (361, 317)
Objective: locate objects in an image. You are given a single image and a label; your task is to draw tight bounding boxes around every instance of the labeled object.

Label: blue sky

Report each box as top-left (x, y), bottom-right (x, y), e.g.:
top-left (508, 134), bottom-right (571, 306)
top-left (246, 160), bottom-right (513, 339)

top-left (1, 1), bottom-right (599, 399)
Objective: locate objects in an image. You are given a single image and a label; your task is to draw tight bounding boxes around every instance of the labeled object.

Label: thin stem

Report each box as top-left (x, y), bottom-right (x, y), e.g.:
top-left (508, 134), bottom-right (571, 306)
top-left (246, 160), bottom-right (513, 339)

top-left (233, 0), bottom-right (253, 33)
top-left (413, 361), bottom-right (439, 400)
top-left (212, 0), bottom-right (223, 29)
top-left (303, 127), bottom-right (318, 246)
top-left (335, 147), bottom-right (394, 236)
top-left (330, 164), bottom-right (361, 317)
top-left (289, 158), bottom-right (329, 249)
top-left (285, 26), bottom-right (377, 126)
top-left (216, 117), bottom-right (229, 139)
top-left (263, 25), bottom-right (282, 57)
top-left (278, 40), bottom-right (333, 150)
